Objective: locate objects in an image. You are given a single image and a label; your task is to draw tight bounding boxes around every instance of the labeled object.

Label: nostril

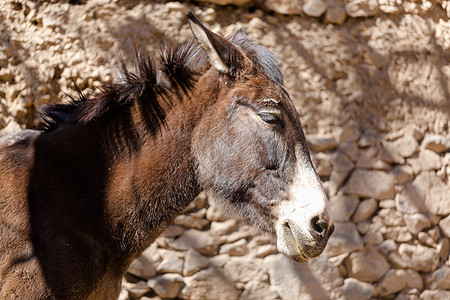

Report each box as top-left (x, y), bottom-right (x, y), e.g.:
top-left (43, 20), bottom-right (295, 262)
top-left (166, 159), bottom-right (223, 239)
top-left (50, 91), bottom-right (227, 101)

top-left (283, 221), bottom-right (291, 231)
top-left (311, 215), bottom-right (328, 237)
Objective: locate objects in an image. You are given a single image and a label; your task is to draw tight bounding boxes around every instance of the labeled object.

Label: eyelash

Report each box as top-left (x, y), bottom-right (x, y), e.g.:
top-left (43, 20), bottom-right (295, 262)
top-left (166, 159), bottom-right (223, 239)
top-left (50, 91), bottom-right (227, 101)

top-left (258, 112), bottom-right (284, 127)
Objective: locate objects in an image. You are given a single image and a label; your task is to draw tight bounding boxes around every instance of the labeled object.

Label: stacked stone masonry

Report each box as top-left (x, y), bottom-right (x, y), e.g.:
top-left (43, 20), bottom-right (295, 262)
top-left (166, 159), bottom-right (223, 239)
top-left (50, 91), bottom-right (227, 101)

top-left (1, 0), bottom-right (449, 299)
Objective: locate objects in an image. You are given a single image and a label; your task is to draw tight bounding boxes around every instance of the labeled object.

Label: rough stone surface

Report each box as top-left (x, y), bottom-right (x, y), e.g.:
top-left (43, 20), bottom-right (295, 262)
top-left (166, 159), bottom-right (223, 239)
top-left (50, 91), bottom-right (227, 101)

top-left (183, 249), bottom-right (209, 276)
top-left (345, 0), bottom-right (379, 17)
top-left (344, 248), bottom-right (390, 282)
top-left (264, 254), bottom-right (343, 300)
top-left (147, 273), bottom-right (185, 299)
top-left (425, 265), bottom-right (450, 290)
top-left (419, 290), bottom-right (450, 300)
top-left (329, 194), bottom-right (359, 222)
top-left (264, 0), bottom-right (303, 15)
top-left (219, 238), bottom-right (249, 256)
top-left (180, 267), bottom-right (240, 300)
top-left (422, 134), bottom-right (449, 154)
top-left (325, 6), bottom-right (346, 25)
top-left (404, 213), bottom-right (431, 235)
top-left (408, 149), bottom-right (442, 173)
top-left (307, 134), bottom-right (338, 151)
top-left (393, 135), bottom-right (420, 158)
top-left (171, 229), bottom-right (218, 256)
top-left (397, 244), bottom-right (440, 272)
top-left (342, 278), bottom-right (373, 300)
top-left (353, 198), bottom-right (377, 223)
top-left (439, 215), bottom-right (450, 238)
top-left (223, 257), bottom-right (268, 284)
top-left (414, 172), bottom-right (450, 215)
top-left (344, 169), bottom-right (396, 200)
top-left (240, 280), bottom-right (279, 300)
top-left (326, 222), bottom-right (363, 257)
top-left (374, 269), bottom-right (407, 297)
top-left (156, 251), bottom-right (184, 275)
top-left (303, 0), bottom-right (327, 17)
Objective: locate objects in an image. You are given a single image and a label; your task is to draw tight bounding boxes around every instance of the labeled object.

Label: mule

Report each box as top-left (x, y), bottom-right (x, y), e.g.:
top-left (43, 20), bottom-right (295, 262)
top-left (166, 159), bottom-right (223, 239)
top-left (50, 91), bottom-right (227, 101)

top-left (0, 13), bottom-right (333, 299)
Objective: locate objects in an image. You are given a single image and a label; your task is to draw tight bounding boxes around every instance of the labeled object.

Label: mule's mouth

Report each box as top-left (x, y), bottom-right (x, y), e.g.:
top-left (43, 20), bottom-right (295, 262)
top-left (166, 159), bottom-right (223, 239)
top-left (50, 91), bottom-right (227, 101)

top-left (277, 221), bottom-right (327, 263)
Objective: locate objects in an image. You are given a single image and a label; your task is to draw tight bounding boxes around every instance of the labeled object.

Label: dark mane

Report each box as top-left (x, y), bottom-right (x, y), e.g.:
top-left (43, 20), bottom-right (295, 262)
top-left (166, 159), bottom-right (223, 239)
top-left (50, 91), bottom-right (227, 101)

top-left (39, 32), bottom-right (282, 133)
top-left (39, 40), bottom-right (204, 133)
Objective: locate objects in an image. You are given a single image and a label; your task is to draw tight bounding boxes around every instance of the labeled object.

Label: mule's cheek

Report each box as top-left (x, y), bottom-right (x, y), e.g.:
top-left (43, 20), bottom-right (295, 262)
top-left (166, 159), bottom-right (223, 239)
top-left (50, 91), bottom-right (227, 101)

top-left (273, 159), bottom-right (333, 262)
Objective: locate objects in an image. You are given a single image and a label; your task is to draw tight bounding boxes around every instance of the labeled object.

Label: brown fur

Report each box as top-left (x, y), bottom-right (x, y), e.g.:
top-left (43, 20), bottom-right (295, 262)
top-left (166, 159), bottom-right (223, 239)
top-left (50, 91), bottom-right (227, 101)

top-left (0, 14), bottom-right (327, 299)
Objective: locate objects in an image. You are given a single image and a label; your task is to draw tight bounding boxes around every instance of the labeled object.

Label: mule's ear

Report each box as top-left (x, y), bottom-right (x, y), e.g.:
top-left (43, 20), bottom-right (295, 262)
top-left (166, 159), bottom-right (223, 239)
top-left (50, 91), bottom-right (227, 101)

top-left (231, 28), bottom-right (248, 43)
top-left (187, 12), bottom-right (244, 74)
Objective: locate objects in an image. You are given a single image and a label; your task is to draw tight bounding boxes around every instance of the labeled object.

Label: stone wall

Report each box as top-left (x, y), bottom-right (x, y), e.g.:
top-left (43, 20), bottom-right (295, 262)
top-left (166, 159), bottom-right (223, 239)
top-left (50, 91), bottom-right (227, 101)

top-left (1, 0), bottom-right (449, 299)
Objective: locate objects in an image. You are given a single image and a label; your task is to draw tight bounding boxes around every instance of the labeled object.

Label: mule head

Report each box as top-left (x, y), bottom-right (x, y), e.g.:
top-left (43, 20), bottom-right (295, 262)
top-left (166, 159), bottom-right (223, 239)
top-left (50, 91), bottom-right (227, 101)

top-left (188, 13), bottom-right (334, 263)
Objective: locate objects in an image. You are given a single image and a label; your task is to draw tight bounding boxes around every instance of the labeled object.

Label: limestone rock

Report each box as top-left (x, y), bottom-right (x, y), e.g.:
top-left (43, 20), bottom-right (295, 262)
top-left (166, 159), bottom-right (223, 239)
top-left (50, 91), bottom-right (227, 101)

top-left (342, 278), bottom-right (374, 300)
top-left (396, 171), bottom-right (450, 215)
top-left (419, 290), bottom-right (450, 299)
top-left (384, 226), bottom-right (412, 243)
top-left (219, 238), bottom-right (248, 256)
top-left (393, 135), bottom-right (419, 158)
top-left (161, 224), bottom-right (184, 238)
top-left (147, 273), bottom-right (185, 299)
top-left (422, 134), bottom-right (449, 154)
top-left (397, 243), bottom-right (440, 272)
top-left (127, 245), bottom-right (161, 280)
top-left (344, 169), bottom-right (395, 200)
top-left (210, 219), bottom-right (238, 235)
top-left (356, 147), bottom-right (389, 170)
top-left (223, 257), bottom-right (268, 284)
top-left (174, 213), bottom-right (209, 230)
top-left (408, 149), bottom-right (442, 173)
top-left (307, 134), bottom-right (338, 152)
top-left (156, 251), bottom-right (184, 275)
top-left (326, 222), bottom-right (363, 257)
top-left (404, 213), bottom-right (431, 235)
top-left (332, 150), bottom-right (354, 173)
top-left (180, 267), bottom-right (239, 300)
top-left (171, 229), bottom-right (218, 256)
top-left (209, 254), bottom-right (230, 268)
top-left (183, 249), bottom-right (209, 277)
top-left (344, 248), bottom-right (390, 282)
top-left (425, 265), bottom-right (450, 289)
top-left (391, 165), bottom-right (414, 185)
top-left (338, 141), bottom-right (358, 161)
top-left (405, 269), bottom-right (424, 290)
top-left (363, 223), bottom-right (384, 245)
top-left (325, 6), bottom-right (346, 25)
top-left (379, 141), bottom-right (405, 164)
top-left (376, 239), bottom-right (397, 255)
top-left (206, 195), bottom-right (228, 222)
top-left (264, 0), bottom-right (303, 15)
top-left (328, 170), bottom-right (350, 196)
top-left (240, 280), bottom-right (279, 300)
top-left (353, 198), bottom-right (377, 223)
top-left (264, 254), bottom-right (343, 299)
top-left (415, 171), bottom-right (450, 215)
top-left (339, 124), bottom-right (360, 143)
top-left (329, 194), bottom-right (359, 222)
top-left (374, 269), bottom-right (407, 297)
top-left (196, 0), bottom-right (251, 5)
top-left (313, 152), bottom-right (333, 177)
top-left (303, 0), bottom-right (327, 17)
top-left (251, 243), bottom-right (278, 258)
top-left (345, 0), bottom-right (379, 17)
top-left (126, 281), bottom-right (151, 299)
top-left (439, 215), bottom-right (450, 238)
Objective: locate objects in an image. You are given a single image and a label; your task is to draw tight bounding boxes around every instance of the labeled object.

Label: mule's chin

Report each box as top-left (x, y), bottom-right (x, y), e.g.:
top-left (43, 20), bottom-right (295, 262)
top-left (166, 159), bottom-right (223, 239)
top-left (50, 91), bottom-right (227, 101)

top-left (275, 222), bottom-right (326, 263)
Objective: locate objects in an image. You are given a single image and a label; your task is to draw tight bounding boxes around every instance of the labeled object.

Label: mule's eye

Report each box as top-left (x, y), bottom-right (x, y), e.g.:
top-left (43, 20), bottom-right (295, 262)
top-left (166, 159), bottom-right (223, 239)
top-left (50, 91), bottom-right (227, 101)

top-left (258, 112), bottom-right (283, 127)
